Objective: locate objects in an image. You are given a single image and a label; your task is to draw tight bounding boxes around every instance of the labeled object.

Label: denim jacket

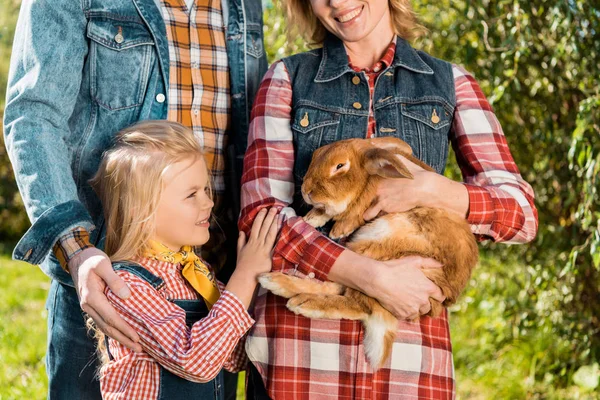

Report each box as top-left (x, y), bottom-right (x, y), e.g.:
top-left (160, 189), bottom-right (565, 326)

top-left (4, 0), bottom-right (267, 284)
top-left (282, 34), bottom-right (456, 216)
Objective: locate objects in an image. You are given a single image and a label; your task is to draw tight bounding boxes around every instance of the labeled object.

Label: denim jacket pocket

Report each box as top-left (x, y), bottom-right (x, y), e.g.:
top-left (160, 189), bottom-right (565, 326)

top-left (401, 99), bottom-right (453, 173)
top-left (245, 23), bottom-right (264, 59)
top-left (87, 17), bottom-right (155, 111)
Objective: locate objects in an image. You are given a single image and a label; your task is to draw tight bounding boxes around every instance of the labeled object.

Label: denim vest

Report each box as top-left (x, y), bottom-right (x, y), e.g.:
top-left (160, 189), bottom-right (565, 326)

top-left (5, 0), bottom-right (267, 283)
top-left (281, 35), bottom-right (456, 217)
top-left (107, 262), bottom-right (224, 400)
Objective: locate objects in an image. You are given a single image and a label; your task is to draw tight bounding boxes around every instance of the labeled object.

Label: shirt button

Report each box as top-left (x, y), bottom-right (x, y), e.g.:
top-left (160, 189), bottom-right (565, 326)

top-left (352, 76), bottom-right (360, 85)
top-left (193, 109), bottom-right (199, 115)
top-left (353, 102), bottom-right (362, 110)
top-left (373, 65), bottom-right (381, 73)
top-left (191, 62), bottom-right (200, 69)
top-left (307, 272), bottom-right (315, 279)
top-left (155, 93), bottom-right (166, 103)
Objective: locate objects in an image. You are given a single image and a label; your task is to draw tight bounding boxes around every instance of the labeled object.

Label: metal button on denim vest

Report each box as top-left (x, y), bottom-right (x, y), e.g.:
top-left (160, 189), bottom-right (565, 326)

top-left (109, 262), bottom-right (225, 400)
top-left (5, 0), bottom-right (267, 284)
top-left (281, 35), bottom-right (457, 218)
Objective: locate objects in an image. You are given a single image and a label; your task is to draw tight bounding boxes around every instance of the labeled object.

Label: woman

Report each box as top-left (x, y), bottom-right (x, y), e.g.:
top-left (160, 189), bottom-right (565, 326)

top-left (239, 0), bottom-right (538, 398)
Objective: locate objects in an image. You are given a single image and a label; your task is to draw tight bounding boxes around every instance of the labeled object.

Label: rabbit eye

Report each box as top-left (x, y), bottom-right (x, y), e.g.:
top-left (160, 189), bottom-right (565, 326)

top-left (336, 163), bottom-right (344, 170)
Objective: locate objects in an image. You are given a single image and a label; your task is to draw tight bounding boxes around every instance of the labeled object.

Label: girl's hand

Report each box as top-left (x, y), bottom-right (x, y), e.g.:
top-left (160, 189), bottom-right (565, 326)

top-left (236, 207), bottom-right (280, 277)
top-left (226, 207), bottom-right (280, 308)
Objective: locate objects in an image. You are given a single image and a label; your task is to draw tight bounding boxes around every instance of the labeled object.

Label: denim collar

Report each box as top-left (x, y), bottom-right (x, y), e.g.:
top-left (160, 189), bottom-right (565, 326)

top-left (314, 34), bottom-right (434, 82)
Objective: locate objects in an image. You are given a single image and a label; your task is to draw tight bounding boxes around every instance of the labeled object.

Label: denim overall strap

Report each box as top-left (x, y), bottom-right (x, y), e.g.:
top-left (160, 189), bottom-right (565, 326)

top-left (110, 261), bottom-right (223, 399)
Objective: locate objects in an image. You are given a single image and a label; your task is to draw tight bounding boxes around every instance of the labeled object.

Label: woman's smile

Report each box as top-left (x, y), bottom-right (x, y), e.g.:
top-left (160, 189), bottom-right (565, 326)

top-left (334, 5), bottom-right (364, 24)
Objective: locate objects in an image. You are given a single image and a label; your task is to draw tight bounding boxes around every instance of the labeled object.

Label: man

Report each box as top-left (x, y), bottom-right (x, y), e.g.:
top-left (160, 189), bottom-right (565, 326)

top-left (3, 0), bottom-right (266, 398)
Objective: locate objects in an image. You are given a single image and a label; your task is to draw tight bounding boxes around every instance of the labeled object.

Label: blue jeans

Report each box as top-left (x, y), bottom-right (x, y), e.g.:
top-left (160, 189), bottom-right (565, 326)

top-left (45, 280), bottom-right (102, 400)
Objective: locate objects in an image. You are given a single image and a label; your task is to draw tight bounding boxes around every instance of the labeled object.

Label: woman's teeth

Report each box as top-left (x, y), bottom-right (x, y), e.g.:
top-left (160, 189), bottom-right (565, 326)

top-left (337, 7), bottom-right (362, 23)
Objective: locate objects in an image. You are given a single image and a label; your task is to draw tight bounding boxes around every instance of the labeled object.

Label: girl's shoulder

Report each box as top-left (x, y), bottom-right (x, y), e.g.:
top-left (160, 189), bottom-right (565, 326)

top-left (111, 259), bottom-right (165, 289)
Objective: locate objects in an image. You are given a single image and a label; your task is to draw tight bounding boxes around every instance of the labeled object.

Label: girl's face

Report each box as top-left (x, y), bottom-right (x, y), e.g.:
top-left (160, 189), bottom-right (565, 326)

top-left (154, 156), bottom-right (214, 251)
top-left (309, 0), bottom-right (391, 44)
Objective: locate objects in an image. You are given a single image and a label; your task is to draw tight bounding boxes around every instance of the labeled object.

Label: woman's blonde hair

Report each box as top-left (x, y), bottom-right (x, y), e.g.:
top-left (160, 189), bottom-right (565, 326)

top-left (285, 0), bottom-right (425, 45)
top-left (90, 120), bottom-right (206, 262)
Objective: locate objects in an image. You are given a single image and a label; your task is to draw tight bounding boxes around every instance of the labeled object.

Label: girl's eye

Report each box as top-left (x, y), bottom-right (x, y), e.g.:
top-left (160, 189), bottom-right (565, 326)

top-left (336, 163), bottom-right (344, 170)
top-left (187, 191), bottom-right (197, 199)
top-left (204, 186), bottom-right (211, 195)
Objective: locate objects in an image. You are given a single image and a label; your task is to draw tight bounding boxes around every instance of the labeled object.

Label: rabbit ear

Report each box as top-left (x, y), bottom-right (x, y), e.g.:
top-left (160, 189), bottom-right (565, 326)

top-left (367, 137), bottom-right (414, 157)
top-left (364, 148), bottom-right (414, 179)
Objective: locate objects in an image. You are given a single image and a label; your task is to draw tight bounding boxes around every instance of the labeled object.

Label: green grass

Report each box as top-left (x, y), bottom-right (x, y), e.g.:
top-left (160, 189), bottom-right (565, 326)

top-left (0, 254), bottom-right (49, 400)
top-left (0, 253), bottom-right (597, 399)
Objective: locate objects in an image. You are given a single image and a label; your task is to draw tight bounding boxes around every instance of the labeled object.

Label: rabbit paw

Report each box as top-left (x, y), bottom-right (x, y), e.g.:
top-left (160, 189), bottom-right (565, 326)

top-left (329, 222), bottom-right (357, 240)
top-left (304, 209), bottom-right (331, 228)
top-left (286, 294), bottom-right (328, 319)
top-left (258, 272), bottom-right (301, 298)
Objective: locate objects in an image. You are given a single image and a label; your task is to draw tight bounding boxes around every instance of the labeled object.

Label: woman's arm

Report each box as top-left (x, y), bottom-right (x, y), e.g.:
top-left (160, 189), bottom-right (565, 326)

top-left (239, 61), bottom-right (445, 320)
top-left (239, 61), bottom-right (345, 281)
top-left (451, 65), bottom-right (538, 243)
top-left (364, 65), bottom-right (538, 244)
top-left (106, 273), bottom-right (254, 383)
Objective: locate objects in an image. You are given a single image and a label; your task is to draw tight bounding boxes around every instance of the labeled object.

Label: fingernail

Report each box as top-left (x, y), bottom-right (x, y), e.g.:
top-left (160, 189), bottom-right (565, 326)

top-left (117, 286), bottom-right (131, 299)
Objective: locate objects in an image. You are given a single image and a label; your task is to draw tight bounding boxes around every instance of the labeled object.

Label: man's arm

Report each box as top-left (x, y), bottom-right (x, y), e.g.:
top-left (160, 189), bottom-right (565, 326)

top-left (4, 0), bottom-right (93, 265)
top-left (4, 0), bottom-right (141, 351)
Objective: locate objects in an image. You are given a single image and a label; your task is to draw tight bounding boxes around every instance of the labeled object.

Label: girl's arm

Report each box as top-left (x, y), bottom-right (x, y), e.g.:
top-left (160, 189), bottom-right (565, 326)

top-left (106, 272), bottom-right (254, 383)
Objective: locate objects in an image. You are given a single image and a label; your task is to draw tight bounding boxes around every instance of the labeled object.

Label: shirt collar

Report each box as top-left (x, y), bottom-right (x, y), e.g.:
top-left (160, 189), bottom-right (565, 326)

top-left (315, 34), bottom-right (433, 83)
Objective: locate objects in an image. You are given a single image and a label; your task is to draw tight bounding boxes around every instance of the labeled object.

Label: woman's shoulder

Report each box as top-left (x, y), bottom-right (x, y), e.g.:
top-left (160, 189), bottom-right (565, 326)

top-left (279, 48), bottom-right (323, 74)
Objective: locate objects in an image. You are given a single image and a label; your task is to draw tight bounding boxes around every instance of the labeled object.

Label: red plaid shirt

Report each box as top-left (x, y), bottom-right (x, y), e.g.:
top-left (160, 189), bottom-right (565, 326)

top-left (100, 257), bottom-right (253, 400)
top-left (349, 40), bottom-right (396, 138)
top-left (239, 46), bottom-right (537, 399)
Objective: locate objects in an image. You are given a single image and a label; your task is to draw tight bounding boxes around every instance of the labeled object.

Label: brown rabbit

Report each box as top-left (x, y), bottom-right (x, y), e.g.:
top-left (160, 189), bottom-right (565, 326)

top-left (258, 137), bottom-right (479, 370)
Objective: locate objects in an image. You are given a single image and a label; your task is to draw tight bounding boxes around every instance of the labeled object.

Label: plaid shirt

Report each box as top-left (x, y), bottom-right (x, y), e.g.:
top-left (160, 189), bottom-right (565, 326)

top-left (238, 52), bottom-right (537, 398)
top-left (160, 0), bottom-right (232, 271)
top-left (100, 257), bottom-right (253, 400)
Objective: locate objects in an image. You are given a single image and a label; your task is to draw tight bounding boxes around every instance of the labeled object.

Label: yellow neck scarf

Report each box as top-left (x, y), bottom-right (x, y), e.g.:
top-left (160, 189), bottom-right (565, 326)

top-left (143, 240), bottom-right (220, 309)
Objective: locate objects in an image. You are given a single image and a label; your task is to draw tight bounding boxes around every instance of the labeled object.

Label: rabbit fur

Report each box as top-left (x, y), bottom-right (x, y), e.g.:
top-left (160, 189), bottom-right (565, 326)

top-left (258, 137), bottom-right (478, 370)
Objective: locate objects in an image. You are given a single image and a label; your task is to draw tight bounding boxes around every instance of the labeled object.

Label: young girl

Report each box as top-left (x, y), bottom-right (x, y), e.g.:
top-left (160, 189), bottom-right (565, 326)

top-left (89, 120), bottom-right (279, 399)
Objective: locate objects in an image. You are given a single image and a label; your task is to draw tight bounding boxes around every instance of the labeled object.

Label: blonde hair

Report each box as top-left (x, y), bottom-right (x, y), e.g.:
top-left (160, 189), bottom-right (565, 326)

top-left (285, 0), bottom-right (426, 45)
top-left (90, 120), bottom-right (207, 262)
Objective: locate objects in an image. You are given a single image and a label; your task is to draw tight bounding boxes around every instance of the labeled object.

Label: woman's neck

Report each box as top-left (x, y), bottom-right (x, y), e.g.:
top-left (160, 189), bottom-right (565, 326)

top-left (343, 19), bottom-right (395, 69)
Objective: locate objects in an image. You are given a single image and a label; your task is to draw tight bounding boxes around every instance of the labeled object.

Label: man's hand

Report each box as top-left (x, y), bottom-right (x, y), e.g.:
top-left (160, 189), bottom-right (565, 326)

top-left (367, 256), bottom-right (446, 321)
top-left (69, 247), bottom-right (142, 352)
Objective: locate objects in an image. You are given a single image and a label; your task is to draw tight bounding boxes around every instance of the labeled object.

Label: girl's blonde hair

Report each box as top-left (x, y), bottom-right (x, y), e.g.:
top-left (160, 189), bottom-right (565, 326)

top-left (90, 120), bottom-right (206, 262)
top-left (285, 0), bottom-right (426, 45)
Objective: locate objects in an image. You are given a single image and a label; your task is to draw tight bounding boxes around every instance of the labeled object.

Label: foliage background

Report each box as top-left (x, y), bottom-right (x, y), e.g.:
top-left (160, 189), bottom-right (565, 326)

top-left (1, 0), bottom-right (599, 398)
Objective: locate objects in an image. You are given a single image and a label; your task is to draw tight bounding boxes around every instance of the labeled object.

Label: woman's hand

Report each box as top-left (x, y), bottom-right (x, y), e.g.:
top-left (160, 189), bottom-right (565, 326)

top-left (226, 207), bottom-right (280, 308)
top-left (329, 251), bottom-right (446, 320)
top-left (367, 256), bottom-right (446, 321)
top-left (363, 156), bottom-right (469, 220)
